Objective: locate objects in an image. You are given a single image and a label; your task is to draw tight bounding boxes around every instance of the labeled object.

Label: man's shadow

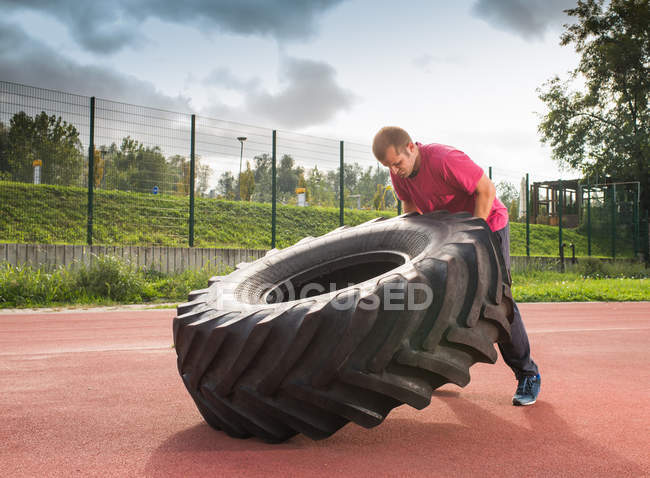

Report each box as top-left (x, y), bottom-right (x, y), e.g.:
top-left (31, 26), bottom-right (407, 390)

top-left (144, 391), bottom-right (643, 477)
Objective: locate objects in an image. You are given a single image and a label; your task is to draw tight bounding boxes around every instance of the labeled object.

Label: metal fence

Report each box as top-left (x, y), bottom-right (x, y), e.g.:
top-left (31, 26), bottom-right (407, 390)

top-left (0, 80), bottom-right (646, 260)
top-left (578, 182), bottom-right (643, 259)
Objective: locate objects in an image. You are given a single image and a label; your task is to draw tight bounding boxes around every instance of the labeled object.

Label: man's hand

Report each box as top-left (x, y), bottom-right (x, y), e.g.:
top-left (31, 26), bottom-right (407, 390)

top-left (473, 174), bottom-right (496, 220)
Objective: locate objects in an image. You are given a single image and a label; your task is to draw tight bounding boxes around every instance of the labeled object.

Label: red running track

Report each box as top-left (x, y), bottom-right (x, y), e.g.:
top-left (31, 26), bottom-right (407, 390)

top-left (0, 303), bottom-right (648, 477)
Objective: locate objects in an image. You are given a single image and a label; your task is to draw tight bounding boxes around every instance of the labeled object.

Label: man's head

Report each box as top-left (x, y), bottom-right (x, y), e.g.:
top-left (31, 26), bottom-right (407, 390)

top-left (372, 126), bottom-right (420, 178)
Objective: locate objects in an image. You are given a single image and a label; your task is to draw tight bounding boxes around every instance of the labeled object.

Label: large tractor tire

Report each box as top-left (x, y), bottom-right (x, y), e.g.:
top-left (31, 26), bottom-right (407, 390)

top-left (173, 211), bottom-right (514, 442)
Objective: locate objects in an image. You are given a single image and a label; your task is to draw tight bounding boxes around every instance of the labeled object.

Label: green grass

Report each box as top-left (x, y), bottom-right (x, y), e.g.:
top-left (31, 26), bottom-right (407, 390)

top-left (511, 259), bottom-right (649, 302)
top-left (512, 276), bottom-right (649, 302)
top-left (0, 179), bottom-right (638, 256)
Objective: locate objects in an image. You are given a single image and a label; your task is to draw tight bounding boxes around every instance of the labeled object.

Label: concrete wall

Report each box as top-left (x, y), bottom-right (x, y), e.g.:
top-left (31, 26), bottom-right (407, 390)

top-left (0, 243), bottom-right (266, 273)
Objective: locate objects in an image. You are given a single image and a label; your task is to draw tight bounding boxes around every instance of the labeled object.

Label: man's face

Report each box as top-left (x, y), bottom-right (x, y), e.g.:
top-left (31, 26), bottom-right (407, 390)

top-left (381, 143), bottom-right (418, 178)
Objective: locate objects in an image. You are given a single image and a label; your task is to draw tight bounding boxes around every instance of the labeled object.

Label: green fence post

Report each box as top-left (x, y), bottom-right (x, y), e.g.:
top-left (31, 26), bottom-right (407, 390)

top-left (397, 198), bottom-right (402, 215)
top-left (558, 180), bottom-right (563, 261)
top-left (642, 209), bottom-right (650, 266)
top-left (611, 183), bottom-right (616, 259)
top-left (87, 96), bottom-right (95, 246)
top-left (587, 179), bottom-right (591, 256)
top-left (488, 166), bottom-right (492, 180)
top-left (271, 130), bottom-right (277, 249)
top-left (339, 141), bottom-right (344, 226)
top-left (189, 114), bottom-right (195, 247)
top-left (633, 183), bottom-right (640, 258)
top-left (525, 173), bottom-right (530, 257)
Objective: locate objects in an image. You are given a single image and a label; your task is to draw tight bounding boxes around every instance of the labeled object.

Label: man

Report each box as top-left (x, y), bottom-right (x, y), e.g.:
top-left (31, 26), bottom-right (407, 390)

top-left (372, 126), bottom-right (540, 406)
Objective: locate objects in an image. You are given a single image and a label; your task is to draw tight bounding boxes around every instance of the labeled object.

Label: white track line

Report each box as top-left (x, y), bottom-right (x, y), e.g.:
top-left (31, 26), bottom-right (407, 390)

top-left (529, 327), bottom-right (650, 334)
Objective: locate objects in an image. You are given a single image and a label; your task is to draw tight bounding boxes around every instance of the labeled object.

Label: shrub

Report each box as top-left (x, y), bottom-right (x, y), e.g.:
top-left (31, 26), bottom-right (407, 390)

top-left (0, 256), bottom-right (233, 307)
top-left (74, 255), bottom-right (155, 301)
top-left (576, 258), bottom-right (648, 279)
top-left (0, 263), bottom-right (77, 306)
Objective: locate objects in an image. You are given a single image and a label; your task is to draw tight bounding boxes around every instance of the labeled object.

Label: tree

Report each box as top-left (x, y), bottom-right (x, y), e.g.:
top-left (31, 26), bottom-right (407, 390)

top-left (277, 154), bottom-right (298, 200)
top-left (196, 161), bottom-right (212, 196)
top-left (178, 160), bottom-right (191, 195)
top-left (0, 121), bottom-right (9, 180)
top-left (343, 162), bottom-right (362, 193)
top-left (253, 153), bottom-right (273, 202)
top-left (356, 164), bottom-right (390, 209)
top-left (306, 165), bottom-right (335, 206)
top-left (239, 161), bottom-right (255, 201)
top-left (99, 137), bottom-right (207, 196)
top-left (1, 111), bottom-right (84, 185)
top-left (100, 136), bottom-right (168, 193)
top-left (130, 142), bottom-right (167, 193)
top-left (166, 154), bottom-right (188, 194)
top-left (93, 148), bottom-right (105, 188)
top-left (326, 169), bottom-right (340, 204)
top-left (537, 0), bottom-right (649, 212)
top-left (496, 180), bottom-right (520, 220)
top-left (218, 171), bottom-right (236, 199)
top-left (372, 184), bottom-right (384, 210)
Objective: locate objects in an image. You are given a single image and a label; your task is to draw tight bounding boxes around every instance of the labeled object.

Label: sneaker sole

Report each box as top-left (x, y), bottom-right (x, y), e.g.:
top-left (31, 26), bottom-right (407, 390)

top-left (512, 398), bottom-right (537, 406)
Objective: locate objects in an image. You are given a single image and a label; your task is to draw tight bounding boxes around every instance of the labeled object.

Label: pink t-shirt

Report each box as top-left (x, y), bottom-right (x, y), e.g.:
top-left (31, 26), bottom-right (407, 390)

top-left (390, 143), bottom-right (508, 232)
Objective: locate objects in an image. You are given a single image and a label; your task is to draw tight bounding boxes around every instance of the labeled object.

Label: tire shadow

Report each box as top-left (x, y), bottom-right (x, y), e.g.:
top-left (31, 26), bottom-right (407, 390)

top-left (144, 394), bottom-right (644, 477)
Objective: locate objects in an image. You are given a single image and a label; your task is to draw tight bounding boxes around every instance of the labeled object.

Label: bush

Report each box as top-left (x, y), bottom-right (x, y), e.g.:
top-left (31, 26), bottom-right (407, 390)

top-left (576, 258), bottom-right (648, 279)
top-left (74, 255), bottom-right (154, 302)
top-left (0, 256), bottom-right (232, 308)
top-left (0, 263), bottom-right (76, 306)
top-left (511, 258), bottom-right (559, 276)
top-left (147, 266), bottom-right (222, 300)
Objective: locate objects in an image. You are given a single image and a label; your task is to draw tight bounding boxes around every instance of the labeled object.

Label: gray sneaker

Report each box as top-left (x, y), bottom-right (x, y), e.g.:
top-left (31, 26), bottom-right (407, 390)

top-left (512, 374), bottom-right (541, 406)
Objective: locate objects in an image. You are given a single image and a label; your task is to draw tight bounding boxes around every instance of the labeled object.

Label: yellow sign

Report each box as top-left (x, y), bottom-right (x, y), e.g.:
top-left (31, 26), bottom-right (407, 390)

top-left (32, 160), bottom-right (42, 167)
top-left (295, 187), bottom-right (306, 194)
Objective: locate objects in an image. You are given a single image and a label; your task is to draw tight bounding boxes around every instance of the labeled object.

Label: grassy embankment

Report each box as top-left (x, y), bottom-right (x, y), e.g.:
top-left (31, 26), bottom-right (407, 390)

top-left (0, 180), bottom-right (634, 256)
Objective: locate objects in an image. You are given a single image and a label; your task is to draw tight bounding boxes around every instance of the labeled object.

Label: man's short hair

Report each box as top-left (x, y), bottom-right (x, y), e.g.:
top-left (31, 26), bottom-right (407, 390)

top-left (372, 126), bottom-right (412, 162)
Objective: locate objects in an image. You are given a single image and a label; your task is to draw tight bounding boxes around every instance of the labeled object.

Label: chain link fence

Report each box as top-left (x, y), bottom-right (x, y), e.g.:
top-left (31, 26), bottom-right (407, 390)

top-left (194, 116), bottom-right (273, 248)
top-left (1, 80), bottom-right (646, 260)
top-left (93, 99), bottom-right (192, 246)
top-left (0, 82), bottom-right (89, 244)
top-left (579, 182), bottom-right (642, 259)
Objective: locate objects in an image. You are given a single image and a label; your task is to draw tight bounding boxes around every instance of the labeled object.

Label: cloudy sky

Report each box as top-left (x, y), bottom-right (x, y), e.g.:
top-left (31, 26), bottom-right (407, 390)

top-left (0, 0), bottom-right (580, 183)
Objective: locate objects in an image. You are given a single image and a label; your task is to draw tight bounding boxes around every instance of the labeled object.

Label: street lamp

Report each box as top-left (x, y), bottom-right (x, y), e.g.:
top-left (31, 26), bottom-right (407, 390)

top-left (237, 136), bottom-right (247, 200)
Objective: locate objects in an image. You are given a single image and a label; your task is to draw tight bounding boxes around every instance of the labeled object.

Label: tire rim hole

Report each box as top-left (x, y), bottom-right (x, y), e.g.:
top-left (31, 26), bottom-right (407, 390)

top-left (265, 251), bottom-right (408, 303)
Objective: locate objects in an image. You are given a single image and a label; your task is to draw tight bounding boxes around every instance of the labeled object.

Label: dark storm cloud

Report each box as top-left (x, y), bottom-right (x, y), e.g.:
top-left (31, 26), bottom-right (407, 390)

top-left (471, 0), bottom-right (577, 40)
top-left (0, 21), bottom-right (192, 111)
top-left (201, 57), bottom-right (355, 128)
top-left (245, 57), bottom-right (356, 129)
top-left (0, 0), bottom-right (344, 54)
top-left (0, 20), bottom-right (354, 129)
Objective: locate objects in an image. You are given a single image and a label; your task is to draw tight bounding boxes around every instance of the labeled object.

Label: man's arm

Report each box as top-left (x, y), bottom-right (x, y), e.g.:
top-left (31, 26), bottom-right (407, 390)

top-left (473, 174), bottom-right (496, 220)
top-left (401, 198), bottom-right (419, 214)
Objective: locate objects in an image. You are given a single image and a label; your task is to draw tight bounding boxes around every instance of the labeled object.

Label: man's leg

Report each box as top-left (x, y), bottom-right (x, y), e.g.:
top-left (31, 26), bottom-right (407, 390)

top-left (494, 224), bottom-right (540, 405)
top-left (498, 303), bottom-right (539, 378)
